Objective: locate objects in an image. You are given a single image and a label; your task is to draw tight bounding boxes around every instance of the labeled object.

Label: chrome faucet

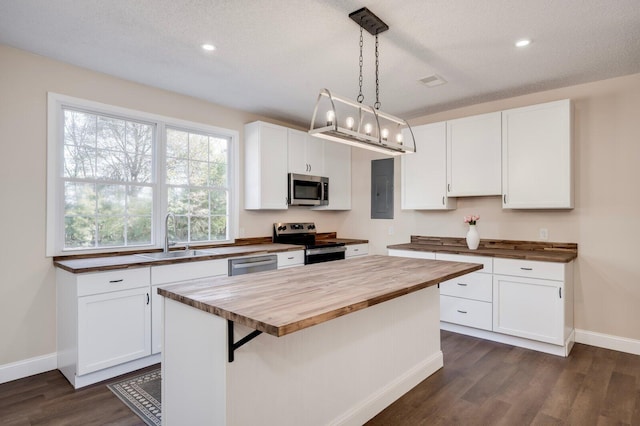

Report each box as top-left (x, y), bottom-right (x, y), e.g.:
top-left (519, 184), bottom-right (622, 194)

top-left (164, 213), bottom-right (176, 253)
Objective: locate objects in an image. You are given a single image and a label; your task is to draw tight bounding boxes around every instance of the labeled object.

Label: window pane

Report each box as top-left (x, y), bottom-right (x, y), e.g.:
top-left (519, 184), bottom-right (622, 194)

top-left (97, 216), bottom-right (125, 246)
top-left (168, 187), bottom-right (189, 215)
top-left (97, 184), bottom-right (125, 216)
top-left (190, 216), bottom-right (209, 241)
top-left (189, 161), bottom-right (208, 186)
top-left (97, 116), bottom-right (125, 151)
top-left (173, 215), bottom-right (189, 242)
top-left (65, 216), bottom-right (95, 248)
top-left (211, 216), bottom-right (227, 240)
top-left (190, 189), bottom-right (209, 216)
top-left (189, 133), bottom-right (209, 161)
top-left (96, 149), bottom-right (126, 181)
top-left (209, 162), bottom-right (227, 187)
top-left (126, 121), bottom-right (153, 155)
top-left (128, 216), bottom-right (152, 245)
top-left (166, 158), bottom-right (188, 185)
top-left (64, 145), bottom-right (96, 178)
top-left (65, 182), bottom-right (96, 216)
top-left (126, 154), bottom-right (152, 183)
top-left (166, 128), bottom-right (188, 159)
top-left (210, 190), bottom-right (227, 214)
top-left (64, 110), bottom-right (96, 149)
top-left (128, 186), bottom-right (153, 215)
top-left (209, 137), bottom-right (228, 163)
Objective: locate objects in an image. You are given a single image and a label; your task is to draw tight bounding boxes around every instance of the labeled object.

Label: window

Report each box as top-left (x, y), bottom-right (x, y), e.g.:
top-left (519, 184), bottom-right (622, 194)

top-left (47, 93), bottom-right (238, 255)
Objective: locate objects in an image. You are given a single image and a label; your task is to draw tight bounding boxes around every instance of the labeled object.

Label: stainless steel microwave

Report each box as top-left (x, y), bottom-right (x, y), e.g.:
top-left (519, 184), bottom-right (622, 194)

top-left (288, 173), bottom-right (329, 206)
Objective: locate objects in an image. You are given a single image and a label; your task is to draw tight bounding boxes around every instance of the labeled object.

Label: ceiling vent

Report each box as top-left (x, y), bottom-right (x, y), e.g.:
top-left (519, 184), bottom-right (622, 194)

top-left (419, 74), bottom-right (447, 87)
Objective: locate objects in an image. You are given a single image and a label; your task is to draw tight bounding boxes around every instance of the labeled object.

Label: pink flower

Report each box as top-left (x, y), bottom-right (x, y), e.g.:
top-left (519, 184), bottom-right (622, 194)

top-left (464, 214), bottom-right (480, 225)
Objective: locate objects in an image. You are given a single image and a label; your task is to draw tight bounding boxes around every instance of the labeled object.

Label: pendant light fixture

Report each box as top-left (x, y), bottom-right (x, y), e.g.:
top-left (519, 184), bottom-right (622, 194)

top-left (309, 7), bottom-right (416, 156)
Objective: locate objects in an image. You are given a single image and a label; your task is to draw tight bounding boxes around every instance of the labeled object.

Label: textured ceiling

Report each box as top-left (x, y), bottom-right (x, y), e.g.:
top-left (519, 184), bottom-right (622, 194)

top-left (1, 0), bottom-right (640, 127)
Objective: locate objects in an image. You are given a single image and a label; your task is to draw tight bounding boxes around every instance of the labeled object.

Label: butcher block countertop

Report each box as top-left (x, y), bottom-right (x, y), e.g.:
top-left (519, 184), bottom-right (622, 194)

top-left (158, 255), bottom-right (482, 337)
top-left (54, 243), bottom-right (303, 274)
top-left (388, 236), bottom-right (578, 263)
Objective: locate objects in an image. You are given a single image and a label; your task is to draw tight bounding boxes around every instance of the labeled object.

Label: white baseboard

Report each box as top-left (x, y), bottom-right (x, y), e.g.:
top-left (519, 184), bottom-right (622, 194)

top-left (0, 352), bottom-right (57, 385)
top-left (330, 351), bottom-right (444, 426)
top-left (575, 329), bottom-right (640, 356)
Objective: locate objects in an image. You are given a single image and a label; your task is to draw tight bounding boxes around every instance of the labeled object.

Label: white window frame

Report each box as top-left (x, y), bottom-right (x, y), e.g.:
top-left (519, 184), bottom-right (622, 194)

top-left (46, 93), bottom-right (239, 256)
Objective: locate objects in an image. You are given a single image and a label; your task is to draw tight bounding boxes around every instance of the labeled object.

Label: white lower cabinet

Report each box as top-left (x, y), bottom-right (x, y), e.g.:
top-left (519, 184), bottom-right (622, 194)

top-left (493, 258), bottom-right (572, 347)
top-left (346, 243), bottom-right (369, 258)
top-left (57, 266), bottom-right (156, 388)
top-left (78, 286), bottom-right (151, 375)
top-left (388, 249), bottom-right (574, 356)
top-left (151, 259), bottom-right (227, 354)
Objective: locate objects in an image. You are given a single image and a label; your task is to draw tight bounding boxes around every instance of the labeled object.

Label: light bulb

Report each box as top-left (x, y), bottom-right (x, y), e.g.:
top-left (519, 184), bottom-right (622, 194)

top-left (381, 128), bottom-right (389, 141)
top-left (326, 110), bottom-right (335, 126)
top-left (364, 123), bottom-right (372, 135)
top-left (345, 116), bottom-right (355, 130)
top-left (396, 133), bottom-right (403, 143)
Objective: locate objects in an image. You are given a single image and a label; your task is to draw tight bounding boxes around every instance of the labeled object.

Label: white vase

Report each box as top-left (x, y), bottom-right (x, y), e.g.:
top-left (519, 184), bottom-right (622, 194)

top-left (466, 224), bottom-right (480, 250)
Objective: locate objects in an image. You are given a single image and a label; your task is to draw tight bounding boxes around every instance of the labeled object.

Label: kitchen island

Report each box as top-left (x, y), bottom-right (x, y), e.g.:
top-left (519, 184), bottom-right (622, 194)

top-left (159, 255), bottom-right (482, 425)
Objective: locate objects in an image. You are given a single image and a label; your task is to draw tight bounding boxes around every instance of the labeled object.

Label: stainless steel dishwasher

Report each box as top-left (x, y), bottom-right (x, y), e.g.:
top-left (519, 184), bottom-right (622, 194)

top-left (228, 255), bottom-right (278, 276)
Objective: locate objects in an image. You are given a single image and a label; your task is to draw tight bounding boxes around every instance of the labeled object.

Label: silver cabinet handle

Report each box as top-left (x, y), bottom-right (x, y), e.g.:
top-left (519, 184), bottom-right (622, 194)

top-left (448, 184), bottom-right (451, 192)
top-left (287, 256), bottom-right (294, 260)
top-left (442, 196), bottom-right (445, 205)
top-left (353, 249), bottom-right (359, 252)
top-left (146, 293), bottom-right (150, 305)
top-left (109, 279), bottom-right (123, 283)
top-left (503, 194), bottom-right (507, 203)
top-left (457, 283), bottom-right (468, 286)
top-left (520, 267), bottom-right (533, 271)
top-left (457, 310), bottom-right (467, 314)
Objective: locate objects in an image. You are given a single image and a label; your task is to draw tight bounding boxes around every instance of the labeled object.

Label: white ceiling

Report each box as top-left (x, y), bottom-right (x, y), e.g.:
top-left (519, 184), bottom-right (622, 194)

top-left (2, 0), bottom-right (640, 127)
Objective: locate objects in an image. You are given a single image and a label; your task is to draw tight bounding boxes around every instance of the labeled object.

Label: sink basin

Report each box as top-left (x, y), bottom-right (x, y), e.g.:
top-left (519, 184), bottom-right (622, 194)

top-left (135, 250), bottom-right (214, 260)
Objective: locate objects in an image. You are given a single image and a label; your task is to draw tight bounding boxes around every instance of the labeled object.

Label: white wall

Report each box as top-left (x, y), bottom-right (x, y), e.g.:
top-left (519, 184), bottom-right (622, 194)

top-left (338, 73), bottom-right (640, 341)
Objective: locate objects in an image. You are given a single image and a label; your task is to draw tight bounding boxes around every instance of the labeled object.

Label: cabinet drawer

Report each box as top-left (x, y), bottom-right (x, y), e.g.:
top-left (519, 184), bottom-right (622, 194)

top-left (440, 272), bottom-right (492, 302)
top-left (151, 259), bottom-right (227, 285)
top-left (435, 253), bottom-right (493, 273)
top-left (388, 249), bottom-right (435, 260)
top-left (493, 258), bottom-right (564, 281)
top-left (440, 295), bottom-right (492, 331)
top-left (277, 250), bottom-right (304, 268)
top-left (77, 267), bottom-right (150, 297)
top-left (346, 243), bottom-right (368, 258)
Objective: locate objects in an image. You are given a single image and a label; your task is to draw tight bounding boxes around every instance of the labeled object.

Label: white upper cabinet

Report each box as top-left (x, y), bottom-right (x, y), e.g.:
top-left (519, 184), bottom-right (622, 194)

top-left (288, 129), bottom-right (324, 175)
top-left (502, 99), bottom-right (573, 209)
top-left (446, 112), bottom-right (502, 197)
top-left (244, 121), bottom-right (289, 210)
top-left (401, 122), bottom-right (456, 210)
top-left (313, 140), bottom-right (351, 210)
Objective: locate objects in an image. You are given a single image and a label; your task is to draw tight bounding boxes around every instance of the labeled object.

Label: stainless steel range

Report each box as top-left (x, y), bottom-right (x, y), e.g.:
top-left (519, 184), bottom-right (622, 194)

top-left (273, 222), bottom-right (346, 264)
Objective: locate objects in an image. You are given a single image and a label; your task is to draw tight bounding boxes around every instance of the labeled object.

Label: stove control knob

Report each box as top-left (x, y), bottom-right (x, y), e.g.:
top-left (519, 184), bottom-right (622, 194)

top-left (278, 225), bottom-right (287, 231)
top-left (308, 224), bottom-right (315, 230)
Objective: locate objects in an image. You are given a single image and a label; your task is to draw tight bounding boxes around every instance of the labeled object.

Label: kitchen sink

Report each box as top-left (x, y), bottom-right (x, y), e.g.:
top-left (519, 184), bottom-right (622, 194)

top-left (135, 249), bottom-right (215, 260)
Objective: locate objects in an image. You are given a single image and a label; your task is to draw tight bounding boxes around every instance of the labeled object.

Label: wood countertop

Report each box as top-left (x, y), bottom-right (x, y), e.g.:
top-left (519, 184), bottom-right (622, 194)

top-left (388, 236), bottom-right (577, 263)
top-left (158, 255), bottom-right (482, 337)
top-left (54, 243), bottom-right (303, 274)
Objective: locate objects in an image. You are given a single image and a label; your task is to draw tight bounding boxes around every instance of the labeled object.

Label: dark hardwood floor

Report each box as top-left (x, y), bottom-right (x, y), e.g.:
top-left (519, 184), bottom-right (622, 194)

top-left (1, 331), bottom-right (639, 425)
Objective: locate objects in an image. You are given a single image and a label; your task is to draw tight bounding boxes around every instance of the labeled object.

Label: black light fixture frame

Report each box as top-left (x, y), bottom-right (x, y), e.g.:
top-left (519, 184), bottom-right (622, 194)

top-left (349, 7), bottom-right (389, 35)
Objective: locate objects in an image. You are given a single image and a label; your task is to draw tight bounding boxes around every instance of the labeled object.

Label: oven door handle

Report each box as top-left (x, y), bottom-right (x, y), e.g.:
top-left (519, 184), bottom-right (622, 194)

top-left (306, 246), bottom-right (347, 256)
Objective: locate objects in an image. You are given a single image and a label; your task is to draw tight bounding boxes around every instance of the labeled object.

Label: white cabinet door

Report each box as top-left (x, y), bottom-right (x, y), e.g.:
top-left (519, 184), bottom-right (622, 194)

top-left (313, 141), bottom-right (351, 210)
top-left (447, 112), bottom-right (502, 196)
top-left (401, 122), bottom-right (456, 210)
top-left (493, 274), bottom-right (564, 345)
top-left (244, 121), bottom-right (288, 210)
top-left (288, 129), bottom-right (324, 175)
top-left (77, 286), bottom-right (151, 375)
top-left (502, 99), bottom-right (573, 209)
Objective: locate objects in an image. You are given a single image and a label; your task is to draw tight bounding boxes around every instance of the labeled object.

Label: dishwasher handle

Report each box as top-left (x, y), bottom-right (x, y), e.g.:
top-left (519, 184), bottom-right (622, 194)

top-left (231, 259), bottom-right (277, 269)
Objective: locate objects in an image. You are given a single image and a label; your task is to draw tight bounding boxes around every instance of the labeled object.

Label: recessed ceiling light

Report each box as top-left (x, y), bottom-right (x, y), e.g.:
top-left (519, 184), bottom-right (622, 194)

top-left (201, 43), bottom-right (216, 51)
top-left (515, 39), bottom-right (531, 48)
